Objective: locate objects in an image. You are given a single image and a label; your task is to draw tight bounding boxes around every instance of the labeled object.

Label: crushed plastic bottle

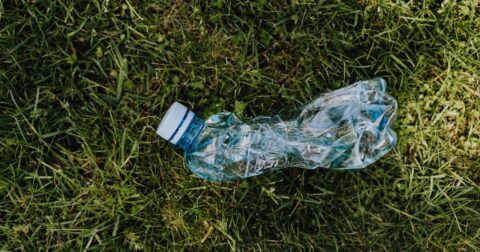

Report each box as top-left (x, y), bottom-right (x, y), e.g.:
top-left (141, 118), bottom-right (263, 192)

top-left (157, 78), bottom-right (397, 181)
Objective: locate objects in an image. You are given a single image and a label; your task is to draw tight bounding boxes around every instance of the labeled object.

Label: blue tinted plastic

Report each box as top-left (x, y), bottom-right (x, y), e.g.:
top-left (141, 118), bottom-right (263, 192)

top-left (175, 78), bottom-right (397, 181)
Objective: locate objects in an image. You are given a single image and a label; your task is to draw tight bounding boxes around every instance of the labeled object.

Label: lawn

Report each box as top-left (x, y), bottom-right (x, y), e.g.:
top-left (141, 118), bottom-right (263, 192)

top-left (1, 0), bottom-right (479, 250)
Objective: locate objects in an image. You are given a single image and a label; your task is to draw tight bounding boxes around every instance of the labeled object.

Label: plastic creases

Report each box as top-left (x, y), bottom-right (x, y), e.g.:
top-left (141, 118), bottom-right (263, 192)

top-left (157, 78), bottom-right (398, 181)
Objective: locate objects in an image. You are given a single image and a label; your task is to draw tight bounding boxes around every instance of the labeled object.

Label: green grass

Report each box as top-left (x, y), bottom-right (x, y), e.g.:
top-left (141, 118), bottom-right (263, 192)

top-left (1, 0), bottom-right (479, 250)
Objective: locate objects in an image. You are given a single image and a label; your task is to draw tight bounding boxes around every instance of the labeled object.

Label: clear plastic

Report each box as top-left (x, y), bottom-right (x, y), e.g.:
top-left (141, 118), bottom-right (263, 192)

top-left (171, 78), bottom-right (398, 181)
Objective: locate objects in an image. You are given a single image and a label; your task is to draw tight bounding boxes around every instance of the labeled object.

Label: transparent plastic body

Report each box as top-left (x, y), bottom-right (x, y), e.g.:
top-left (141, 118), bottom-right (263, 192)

top-left (175, 79), bottom-right (397, 181)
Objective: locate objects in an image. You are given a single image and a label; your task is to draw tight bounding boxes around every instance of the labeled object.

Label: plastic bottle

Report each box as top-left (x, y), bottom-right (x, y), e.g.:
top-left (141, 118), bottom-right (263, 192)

top-left (157, 78), bottom-right (397, 181)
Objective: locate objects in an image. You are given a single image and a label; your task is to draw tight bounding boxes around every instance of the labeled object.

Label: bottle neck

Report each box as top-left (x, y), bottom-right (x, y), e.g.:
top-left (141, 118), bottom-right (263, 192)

top-left (175, 113), bottom-right (205, 151)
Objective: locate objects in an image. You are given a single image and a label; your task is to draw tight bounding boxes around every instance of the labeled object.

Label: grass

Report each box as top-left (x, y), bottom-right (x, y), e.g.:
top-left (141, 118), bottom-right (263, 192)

top-left (1, 0), bottom-right (479, 250)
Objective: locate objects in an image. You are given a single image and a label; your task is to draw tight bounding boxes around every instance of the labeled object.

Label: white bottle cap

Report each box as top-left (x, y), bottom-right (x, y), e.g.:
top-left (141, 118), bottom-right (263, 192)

top-left (157, 102), bottom-right (194, 144)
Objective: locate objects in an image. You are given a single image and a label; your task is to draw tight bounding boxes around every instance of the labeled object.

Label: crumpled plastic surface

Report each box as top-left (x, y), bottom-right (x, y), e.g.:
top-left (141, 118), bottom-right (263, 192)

top-left (185, 78), bottom-right (398, 181)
